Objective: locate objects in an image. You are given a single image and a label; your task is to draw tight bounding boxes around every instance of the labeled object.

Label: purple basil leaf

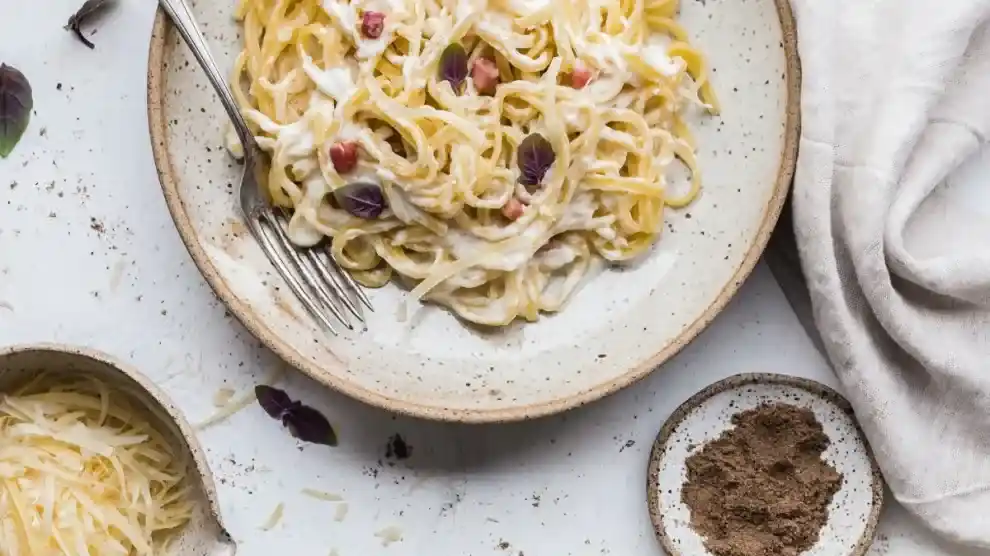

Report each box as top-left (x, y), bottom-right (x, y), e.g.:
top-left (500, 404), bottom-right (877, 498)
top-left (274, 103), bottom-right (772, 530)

top-left (333, 181), bottom-right (386, 219)
top-left (65, 0), bottom-right (117, 49)
top-left (283, 405), bottom-right (338, 446)
top-left (255, 385), bottom-right (295, 419)
top-left (439, 43), bottom-right (468, 90)
top-left (517, 133), bottom-right (554, 187)
top-left (0, 64), bottom-right (33, 159)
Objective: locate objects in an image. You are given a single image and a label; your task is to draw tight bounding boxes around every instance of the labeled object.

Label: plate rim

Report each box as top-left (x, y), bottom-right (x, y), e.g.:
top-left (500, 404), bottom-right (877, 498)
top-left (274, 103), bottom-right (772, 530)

top-left (145, 1), bottom-right (801, 423)
top-left (646, 373), bottom-right (885, 556)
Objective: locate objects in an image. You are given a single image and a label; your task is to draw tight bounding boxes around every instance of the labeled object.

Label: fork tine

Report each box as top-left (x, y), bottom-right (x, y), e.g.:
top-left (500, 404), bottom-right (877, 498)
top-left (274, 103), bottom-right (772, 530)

top-left (273, 209), bottom-right (364, 323)
top-left (324, 249), bottom-right (374, 311)
top-left (262, 212), bottom-right (354, 330)
top-left (248, 216), bottom-right (339, 335)
top-left (303, 249), bottom-right (364, 323)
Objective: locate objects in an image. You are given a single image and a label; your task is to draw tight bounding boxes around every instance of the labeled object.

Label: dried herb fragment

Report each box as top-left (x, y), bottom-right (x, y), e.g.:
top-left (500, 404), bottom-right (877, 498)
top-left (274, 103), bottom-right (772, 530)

top-left (333, 181), bottom-right (387, 219)
top-left (439, 43), bottom-right (469, 91)
top-left (0, 64), bottom-right (33, 159)
top-left (385, 434), bottom-right (412, 460)
top-left (254, 385), bottom-right (338, 447)
top-left (65, 0), bottom-right (117, 49)
top-left (517, 133), bottom-right (555, 187)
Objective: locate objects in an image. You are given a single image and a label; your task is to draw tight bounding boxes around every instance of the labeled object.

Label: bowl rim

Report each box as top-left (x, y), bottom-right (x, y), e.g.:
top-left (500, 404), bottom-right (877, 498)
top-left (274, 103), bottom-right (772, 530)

top-left (145, 0), bottom-right (801, 423)
top-left (646, 372), bottom-right (885, 556)
top-left (0, 342), bottom-right (235, 549)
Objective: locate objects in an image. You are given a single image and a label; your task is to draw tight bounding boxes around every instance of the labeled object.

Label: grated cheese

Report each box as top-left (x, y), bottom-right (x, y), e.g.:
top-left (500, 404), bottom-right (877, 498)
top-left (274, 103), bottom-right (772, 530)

top-left (301, 488), bottom-right (344, 502)
top-left (195, 367), bottom-right (286, 431)
top-left (260, 503), bottom-right (285, 531)
top-left (0, 374), bottom-right (194, 555)
top-left (194, 393), bottom-right (255, 431)
top-left (374, 525), bottom-right (403, 547)
top-left (211, 387), bottom-right (236, 408)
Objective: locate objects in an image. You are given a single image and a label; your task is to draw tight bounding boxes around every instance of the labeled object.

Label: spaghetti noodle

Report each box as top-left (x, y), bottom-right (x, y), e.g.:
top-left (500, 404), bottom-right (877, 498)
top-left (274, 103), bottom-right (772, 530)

top-left (228, 0), bottom-right (717, 326)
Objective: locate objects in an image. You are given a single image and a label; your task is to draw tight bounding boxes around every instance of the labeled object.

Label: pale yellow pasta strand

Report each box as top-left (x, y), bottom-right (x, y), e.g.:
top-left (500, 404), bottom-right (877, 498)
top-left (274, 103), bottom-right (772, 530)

top-left (231, 0), bottom-right (715, 325)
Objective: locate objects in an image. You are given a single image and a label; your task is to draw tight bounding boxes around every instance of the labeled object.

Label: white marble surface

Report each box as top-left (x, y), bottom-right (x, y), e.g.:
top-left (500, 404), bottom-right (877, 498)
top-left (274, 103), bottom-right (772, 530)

top-left (1, 1), bottom-right (985, 555)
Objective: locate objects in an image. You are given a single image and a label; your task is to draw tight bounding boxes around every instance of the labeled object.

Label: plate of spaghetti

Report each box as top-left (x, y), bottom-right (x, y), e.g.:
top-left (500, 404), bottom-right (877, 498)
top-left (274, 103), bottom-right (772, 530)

top-left (148, 0), bottom-right (799, 421)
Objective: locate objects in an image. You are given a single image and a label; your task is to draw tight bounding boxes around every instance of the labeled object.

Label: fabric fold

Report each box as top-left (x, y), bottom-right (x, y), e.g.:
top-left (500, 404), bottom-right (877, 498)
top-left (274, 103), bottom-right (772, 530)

top-left (789, 0), bottom-right (990, 548)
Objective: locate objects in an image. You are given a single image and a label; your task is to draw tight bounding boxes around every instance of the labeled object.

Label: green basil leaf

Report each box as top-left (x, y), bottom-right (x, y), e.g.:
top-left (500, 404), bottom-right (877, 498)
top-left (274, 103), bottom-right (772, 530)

top-left (0, 64), bottom-right (33, 159)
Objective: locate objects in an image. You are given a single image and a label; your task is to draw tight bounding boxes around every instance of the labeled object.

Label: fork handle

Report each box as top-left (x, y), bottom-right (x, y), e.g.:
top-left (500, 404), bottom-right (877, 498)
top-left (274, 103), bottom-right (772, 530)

top-left (158, 0), bottom-right (254, 148)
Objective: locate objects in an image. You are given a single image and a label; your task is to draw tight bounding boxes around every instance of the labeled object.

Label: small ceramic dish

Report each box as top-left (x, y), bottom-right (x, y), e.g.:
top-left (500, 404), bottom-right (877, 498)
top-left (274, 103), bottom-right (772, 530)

top-left (0, 344), bottom-right (237, 556)
top-left (647, 373), bottom-right (884, 556)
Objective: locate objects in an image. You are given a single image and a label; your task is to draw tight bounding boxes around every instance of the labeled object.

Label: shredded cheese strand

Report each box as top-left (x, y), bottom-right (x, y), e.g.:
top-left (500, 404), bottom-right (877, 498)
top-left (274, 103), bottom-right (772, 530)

top-left (0, 374), bottom-right (194, 555)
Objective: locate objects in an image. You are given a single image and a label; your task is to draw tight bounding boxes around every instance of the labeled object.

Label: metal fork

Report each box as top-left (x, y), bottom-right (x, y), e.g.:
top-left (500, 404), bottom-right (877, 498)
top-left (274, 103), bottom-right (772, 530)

top-left (160, 0), bottom-right (372, 334)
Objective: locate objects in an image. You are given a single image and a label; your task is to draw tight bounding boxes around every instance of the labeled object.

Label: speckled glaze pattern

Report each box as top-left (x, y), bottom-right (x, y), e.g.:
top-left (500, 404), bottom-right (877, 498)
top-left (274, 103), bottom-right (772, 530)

top-left (146, 0), bottom-right (800, 422)
top-left (0, 344), bottom-right (236, 556)
top-left (647, 373), bottom-right (885, 556)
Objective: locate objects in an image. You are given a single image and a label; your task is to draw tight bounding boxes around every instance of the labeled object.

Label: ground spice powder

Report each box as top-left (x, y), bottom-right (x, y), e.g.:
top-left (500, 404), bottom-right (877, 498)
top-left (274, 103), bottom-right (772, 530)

top-left (681, 403), bottom-right (842, 556)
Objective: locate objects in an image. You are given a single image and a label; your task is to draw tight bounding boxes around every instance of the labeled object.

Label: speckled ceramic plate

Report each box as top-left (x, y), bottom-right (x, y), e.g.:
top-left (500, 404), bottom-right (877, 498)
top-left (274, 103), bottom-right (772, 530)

top-left (647, 373), bottom-right (884, 556)
top-left (146, 0), bottom-right (799, 422)
top-left (0, 344), bottom-right (236, 555)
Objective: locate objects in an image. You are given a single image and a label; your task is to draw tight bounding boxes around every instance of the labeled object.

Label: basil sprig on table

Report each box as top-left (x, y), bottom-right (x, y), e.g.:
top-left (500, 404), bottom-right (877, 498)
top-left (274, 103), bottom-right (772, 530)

top-left (255, 385), bottom-right (338, 447)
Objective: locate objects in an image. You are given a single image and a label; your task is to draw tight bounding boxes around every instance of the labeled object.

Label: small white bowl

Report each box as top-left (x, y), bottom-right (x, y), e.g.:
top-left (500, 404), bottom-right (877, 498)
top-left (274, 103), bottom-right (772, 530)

top-left (0, 344), bottom-right (237, 556)
top-left (647, 373), bottom-right (884, 556)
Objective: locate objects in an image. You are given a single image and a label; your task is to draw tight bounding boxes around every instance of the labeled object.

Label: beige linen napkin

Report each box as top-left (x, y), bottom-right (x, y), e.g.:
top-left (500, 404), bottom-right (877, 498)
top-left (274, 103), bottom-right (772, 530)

top-left (788, 0), bottom-right (990, 548)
